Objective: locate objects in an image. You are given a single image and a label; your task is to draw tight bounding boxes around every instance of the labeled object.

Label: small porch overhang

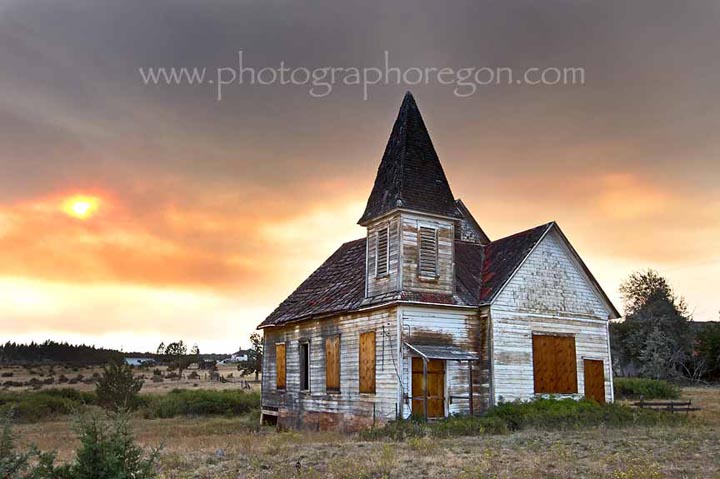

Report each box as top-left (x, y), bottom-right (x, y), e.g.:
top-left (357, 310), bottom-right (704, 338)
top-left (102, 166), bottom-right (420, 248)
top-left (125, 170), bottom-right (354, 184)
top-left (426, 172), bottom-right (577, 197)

top-left (404, 342), bottom-right (477, 361)
top-left (404, 343), bottom-right (478, 419)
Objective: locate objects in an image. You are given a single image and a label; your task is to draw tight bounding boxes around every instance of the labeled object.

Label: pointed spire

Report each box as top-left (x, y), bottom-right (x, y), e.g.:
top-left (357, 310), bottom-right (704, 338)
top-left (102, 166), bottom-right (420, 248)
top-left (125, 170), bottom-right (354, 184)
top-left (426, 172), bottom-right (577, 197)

top-left (358, 92), bottom-right (460, 225)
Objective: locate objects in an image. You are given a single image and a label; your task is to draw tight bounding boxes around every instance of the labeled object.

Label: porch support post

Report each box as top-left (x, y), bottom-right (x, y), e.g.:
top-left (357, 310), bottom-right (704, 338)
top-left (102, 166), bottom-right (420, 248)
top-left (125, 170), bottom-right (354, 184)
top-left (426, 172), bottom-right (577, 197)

top-left (423, 357), bottom-right (428, 420)
top-left (468, 360), bottom-right (474, 416)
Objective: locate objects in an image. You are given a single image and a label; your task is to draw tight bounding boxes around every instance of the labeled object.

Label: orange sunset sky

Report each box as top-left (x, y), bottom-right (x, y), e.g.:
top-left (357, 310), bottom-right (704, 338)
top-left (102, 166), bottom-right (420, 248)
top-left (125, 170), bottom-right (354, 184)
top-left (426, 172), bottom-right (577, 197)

top-left (1, 1), bottom-right (719, 352)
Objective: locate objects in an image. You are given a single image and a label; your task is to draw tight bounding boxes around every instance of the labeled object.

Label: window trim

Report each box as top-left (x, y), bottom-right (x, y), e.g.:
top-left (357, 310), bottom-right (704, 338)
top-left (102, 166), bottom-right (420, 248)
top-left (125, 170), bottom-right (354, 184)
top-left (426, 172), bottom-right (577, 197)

top-left (299, 340), bottom-right (310, 392)
top-left (375, 226), bottom-right (390, 278)
top-left (417, 226), bottom-right (439, 278)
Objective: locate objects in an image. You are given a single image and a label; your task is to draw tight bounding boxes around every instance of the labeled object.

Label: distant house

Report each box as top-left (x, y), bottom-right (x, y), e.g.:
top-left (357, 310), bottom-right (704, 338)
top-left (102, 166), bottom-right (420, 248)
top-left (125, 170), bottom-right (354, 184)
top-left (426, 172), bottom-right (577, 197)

top-left (218, 351), bottom-right (249, 364)
top-left (258, 92), bottom-right (620, 431)
top-left (232, 350), bottom-right (249, 362)
top-left (124, 357), bottom-right (155, 367)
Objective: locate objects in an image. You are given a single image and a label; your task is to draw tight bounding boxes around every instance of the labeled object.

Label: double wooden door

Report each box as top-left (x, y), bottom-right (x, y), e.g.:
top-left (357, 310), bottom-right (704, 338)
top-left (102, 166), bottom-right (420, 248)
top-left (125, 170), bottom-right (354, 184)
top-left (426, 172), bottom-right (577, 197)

top-left (411, 358), bottom-right (445, 418)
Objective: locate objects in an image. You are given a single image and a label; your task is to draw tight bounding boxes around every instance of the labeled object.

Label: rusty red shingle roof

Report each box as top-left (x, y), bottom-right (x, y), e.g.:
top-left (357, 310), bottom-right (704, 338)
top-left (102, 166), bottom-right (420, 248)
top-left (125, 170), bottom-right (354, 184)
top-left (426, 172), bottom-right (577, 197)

top-left (257, 223), bottom-right (553, 328)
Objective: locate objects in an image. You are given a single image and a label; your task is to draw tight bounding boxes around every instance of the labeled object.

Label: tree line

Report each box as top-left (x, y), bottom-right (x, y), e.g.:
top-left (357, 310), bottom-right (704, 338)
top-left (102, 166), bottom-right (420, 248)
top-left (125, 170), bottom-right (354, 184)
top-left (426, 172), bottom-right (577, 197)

top-left (0, 340), bottom-right (122, 365)
top-left (611, 269), bottom-right (720, 382)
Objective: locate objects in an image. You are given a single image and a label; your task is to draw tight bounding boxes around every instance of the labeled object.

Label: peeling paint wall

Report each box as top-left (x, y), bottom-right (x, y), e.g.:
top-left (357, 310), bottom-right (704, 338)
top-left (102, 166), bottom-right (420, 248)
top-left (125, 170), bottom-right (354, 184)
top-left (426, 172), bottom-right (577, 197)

top-left (400, 213), bottom-right (455, 296)
top-left (491, 230), bottom-right (613, 404)
top-left (493, 229), bottom-right (609, 318)
top-left (400, 305), bottom-right (490, 416)
top-left (261, 307), bottom-right (399, 430)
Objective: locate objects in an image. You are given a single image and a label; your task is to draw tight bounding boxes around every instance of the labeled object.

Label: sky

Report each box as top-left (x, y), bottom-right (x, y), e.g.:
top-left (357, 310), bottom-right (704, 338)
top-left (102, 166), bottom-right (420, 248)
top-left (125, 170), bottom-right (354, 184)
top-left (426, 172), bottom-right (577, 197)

top-left (1, 0), bottom-right (719, 353)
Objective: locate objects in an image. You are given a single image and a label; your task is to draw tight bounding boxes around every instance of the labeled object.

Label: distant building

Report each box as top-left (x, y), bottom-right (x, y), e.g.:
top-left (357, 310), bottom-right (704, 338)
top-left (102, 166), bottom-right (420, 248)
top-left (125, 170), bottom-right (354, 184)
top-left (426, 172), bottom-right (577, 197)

top-left (124, 357), bottom-right (155, 367)
top-left (232, 350), bottom-right (249, 362)
top-left (218, 351), bottom-right (249, 364)
top-left (258, 92), bottom-right (620, 431)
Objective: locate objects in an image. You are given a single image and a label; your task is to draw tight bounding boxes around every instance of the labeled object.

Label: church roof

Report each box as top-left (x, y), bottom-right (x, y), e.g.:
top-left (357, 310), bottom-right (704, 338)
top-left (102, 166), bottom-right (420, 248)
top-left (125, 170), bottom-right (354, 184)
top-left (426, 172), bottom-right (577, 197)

top-left (358, 92), bottom-right (461, 225)
top-left (257, 223), bottom-right (554, 328)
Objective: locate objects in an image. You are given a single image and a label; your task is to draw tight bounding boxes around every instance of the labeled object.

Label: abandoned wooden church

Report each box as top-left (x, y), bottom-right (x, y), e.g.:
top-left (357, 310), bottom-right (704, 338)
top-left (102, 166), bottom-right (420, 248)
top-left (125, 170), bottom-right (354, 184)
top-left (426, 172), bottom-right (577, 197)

top-left (258, 92), bottom-right (620, 430)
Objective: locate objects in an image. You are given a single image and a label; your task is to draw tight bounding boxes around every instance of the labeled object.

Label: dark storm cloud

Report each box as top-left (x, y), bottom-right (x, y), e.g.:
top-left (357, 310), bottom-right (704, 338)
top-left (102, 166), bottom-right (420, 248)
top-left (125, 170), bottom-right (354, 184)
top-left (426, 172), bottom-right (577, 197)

top-left (1, 0), bottom-right (719, 339)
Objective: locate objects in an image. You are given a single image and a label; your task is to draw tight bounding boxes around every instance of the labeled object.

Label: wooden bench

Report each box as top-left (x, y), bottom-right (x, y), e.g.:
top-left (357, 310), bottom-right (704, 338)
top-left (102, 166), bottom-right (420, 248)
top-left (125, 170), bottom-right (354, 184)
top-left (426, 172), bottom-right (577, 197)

top-left (633, 399), bottom-right (702, 414)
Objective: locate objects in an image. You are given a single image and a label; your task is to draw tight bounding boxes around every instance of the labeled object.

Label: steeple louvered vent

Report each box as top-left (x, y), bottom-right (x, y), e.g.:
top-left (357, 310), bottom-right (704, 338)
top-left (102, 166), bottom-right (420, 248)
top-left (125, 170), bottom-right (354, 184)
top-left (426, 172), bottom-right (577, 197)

top-left (376, 227), bottom-right (389, 277)
top-left (418, 226), bottom-right (438, 277)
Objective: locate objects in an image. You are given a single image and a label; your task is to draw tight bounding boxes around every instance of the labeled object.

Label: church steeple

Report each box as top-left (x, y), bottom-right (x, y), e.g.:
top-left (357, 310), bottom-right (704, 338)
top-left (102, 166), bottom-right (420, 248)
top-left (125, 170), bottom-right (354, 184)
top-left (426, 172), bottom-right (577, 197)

top-left (358, 92), bottom-right (461, 225)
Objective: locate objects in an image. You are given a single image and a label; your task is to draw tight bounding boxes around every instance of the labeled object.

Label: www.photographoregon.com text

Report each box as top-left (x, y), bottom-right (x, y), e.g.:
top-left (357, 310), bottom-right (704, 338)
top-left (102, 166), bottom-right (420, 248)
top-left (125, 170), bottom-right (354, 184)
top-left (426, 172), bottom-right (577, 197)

top-left (138, 51), bottom-right (586, 100)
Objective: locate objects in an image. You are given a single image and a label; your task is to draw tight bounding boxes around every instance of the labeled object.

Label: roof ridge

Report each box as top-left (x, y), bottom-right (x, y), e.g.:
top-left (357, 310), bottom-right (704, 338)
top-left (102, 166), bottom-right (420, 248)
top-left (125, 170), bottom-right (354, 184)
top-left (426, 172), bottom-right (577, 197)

top-left (488, 221), bottom-right (554, 244)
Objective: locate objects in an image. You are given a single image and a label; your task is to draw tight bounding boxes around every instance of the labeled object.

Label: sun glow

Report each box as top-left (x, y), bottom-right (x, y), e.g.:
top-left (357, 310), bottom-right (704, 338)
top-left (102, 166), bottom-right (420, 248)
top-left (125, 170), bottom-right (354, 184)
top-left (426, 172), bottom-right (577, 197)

top-left (61, 195), bottom-right (100, 220)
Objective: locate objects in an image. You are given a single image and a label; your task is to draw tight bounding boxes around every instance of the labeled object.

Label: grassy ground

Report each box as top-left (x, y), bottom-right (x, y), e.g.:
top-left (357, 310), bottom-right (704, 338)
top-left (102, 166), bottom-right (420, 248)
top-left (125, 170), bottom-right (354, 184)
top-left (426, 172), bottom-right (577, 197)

top-left (12, 387), bottom-right (720, 478)
top-left (0, 364), bottom-right (260, 393)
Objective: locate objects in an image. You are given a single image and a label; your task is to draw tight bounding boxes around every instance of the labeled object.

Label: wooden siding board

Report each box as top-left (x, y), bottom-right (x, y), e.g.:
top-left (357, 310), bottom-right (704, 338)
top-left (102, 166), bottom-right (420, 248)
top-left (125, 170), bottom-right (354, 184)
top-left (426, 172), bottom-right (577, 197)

top-left (261, 307), bottom-right (400, 425)
top-left (490, 230), bottom-right (613, 403)
top-left (401, 305), bottom-right (490, 417)
top-left (493, 229), bottom-right (610, 318)
top-left (400, 213), bottom-right (455, 296)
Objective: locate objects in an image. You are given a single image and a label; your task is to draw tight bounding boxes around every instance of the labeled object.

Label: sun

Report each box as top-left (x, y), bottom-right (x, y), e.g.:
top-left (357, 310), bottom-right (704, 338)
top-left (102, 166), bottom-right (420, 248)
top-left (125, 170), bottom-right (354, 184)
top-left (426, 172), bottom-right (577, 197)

top-left (61, 195), bottom-right (100, 220)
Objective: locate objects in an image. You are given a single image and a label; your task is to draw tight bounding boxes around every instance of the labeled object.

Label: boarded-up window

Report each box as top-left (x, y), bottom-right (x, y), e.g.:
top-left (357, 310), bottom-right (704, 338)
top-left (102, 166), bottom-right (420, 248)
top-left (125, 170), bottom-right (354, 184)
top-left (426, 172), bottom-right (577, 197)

top-left (376, 228), bottom-right (389, 277)
top-left (275, 343), bottom-right (286, 390)
top-left (325, 336), bottom-right (340, 392)
top-left (532, 334), bottom-right (577, 394)
top-left (299, 342), bottom-right (310, 391)
top-left (418, 226), bottom-right (438, 277)
top-left (359, 331), bottom-right (376, 393)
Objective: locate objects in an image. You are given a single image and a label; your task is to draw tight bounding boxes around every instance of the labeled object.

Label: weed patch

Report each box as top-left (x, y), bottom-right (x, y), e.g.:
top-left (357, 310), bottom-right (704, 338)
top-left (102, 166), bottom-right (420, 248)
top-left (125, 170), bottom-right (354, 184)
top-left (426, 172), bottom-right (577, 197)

top-left (361, 398), bottom-right (686, 441)
top-left (142, 389), bottom-right (260, 419)
top-left (613, 378), bottom-right (681, 400)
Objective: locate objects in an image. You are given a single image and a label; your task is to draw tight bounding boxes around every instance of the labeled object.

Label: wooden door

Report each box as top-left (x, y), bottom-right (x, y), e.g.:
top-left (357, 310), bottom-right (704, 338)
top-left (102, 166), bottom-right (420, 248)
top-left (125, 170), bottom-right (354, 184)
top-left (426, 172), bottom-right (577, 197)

top-left (411, 358), bottom-right (445, 418)
top-left (583, 359), bottom-right (605, 403)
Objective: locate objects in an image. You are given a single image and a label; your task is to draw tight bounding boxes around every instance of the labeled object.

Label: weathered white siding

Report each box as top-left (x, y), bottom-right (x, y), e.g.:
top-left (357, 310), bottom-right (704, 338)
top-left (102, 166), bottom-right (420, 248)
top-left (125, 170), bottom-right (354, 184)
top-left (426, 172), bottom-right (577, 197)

top-left (399, 213), bottom-right (455, 296)
top-left (399, 305), bottom-right (490, 417)
top-left (493, 229), bottom-right (609, 319)
top-left (261, 306), bottom-right (400, 429)
top-left (490, 229), bottom-right (613, 403)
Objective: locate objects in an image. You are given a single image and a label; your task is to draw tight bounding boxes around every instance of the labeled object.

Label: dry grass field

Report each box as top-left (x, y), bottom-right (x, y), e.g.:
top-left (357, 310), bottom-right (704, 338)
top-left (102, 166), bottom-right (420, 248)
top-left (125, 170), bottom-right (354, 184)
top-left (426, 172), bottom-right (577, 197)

top-left (11, 386), bottom-right (720, 479)
top-left (0, 363), bottom-right (260, 393)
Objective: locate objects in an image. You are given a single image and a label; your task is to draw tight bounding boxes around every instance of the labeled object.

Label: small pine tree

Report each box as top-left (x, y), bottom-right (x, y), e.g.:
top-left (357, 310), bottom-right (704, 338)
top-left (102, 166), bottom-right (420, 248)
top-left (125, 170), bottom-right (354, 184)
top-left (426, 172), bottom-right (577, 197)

top-left (53, 414), bottom-right (159, 479)
top-left (96, 361), bottom-right (144, 411)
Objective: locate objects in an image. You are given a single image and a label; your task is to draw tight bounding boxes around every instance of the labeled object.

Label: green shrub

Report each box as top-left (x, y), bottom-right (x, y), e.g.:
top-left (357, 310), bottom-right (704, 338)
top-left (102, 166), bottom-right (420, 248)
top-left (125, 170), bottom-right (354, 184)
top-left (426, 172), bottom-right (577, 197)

top-left (613, 377), bottom-right (681, 400)
top-left (0, 389), bottom-right (95, 422)
top-left (142, 389), bottom-right (260, 419)
top-left (362, 397), bottom-right (685, 441)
